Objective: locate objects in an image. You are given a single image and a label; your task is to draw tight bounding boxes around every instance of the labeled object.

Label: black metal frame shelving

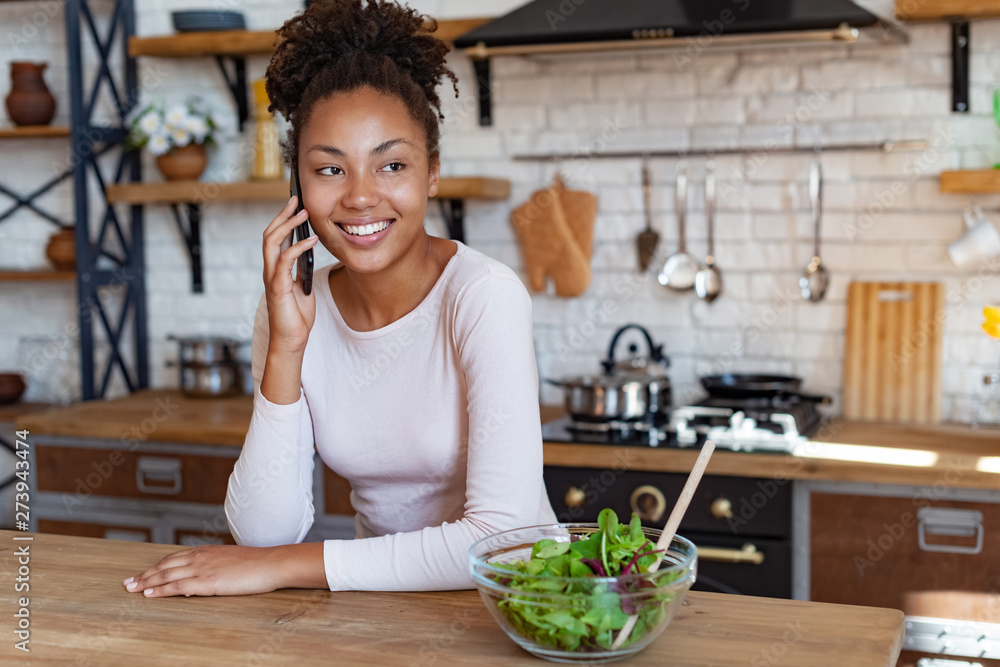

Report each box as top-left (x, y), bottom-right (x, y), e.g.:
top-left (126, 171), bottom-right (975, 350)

top-left (62, 0), bottom-right (147, 401)
top-left (67, 0), bottom-right (148, 400)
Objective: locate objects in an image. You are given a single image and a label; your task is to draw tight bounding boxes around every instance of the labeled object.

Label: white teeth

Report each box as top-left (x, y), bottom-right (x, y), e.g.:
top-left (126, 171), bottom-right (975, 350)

top-left (344, 221), bottom-right (390, 236)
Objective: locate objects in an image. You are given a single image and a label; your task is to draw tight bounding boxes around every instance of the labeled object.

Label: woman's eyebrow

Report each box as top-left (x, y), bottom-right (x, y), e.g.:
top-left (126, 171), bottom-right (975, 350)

top-left (308, 138), bottom-right (413, 158)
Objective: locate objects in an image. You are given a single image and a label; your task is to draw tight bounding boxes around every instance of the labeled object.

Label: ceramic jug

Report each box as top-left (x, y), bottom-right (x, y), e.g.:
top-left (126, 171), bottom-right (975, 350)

top-left (5, 62), bottom-right (56, 126)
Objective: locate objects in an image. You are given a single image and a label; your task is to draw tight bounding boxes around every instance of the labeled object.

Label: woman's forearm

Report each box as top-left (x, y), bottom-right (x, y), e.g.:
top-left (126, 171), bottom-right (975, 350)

top-left (261, 346), bottom-right (305, 405)
top-left (271, 542), bottom-right (328, 589)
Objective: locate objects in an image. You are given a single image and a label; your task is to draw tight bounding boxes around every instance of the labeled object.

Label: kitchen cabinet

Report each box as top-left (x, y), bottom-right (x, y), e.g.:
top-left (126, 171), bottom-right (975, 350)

top-left (802, 481), bottom-right (1000, 665)
top-left (25, 435), bottom-right (355, 546)
top-left (15, 391), bottom-right (356, 546)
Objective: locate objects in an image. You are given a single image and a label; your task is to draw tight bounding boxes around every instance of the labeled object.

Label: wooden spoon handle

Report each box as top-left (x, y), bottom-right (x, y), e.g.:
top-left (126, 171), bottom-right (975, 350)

top-left (611, 440), bottom-right (715, 650)
top-left (648, 439), bottom-right (715, 570)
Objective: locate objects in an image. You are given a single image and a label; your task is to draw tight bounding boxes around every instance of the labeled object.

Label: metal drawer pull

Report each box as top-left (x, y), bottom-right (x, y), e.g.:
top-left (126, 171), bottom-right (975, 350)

top-left (917, 507), bottom-right (983, 555)
top-left (697, 543), bottom-right (765, 565)
top-left (135, 457), bottom-right (183, 495)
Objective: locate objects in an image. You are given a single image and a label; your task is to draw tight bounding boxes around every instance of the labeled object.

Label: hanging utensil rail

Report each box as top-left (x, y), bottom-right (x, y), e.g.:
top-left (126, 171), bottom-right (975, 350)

top-left (511, 139), bottom-right (927, 162)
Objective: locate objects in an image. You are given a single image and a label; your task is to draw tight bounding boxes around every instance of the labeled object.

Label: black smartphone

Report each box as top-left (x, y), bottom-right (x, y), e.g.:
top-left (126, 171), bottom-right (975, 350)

top-left (289, 162), bottom-right (314, 295)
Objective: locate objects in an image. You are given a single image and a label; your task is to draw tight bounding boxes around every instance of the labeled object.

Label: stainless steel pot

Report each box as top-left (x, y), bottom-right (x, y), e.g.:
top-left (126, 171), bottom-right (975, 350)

top-left (546, 372), bottom-right (670, 422)
top-left (168, 334), bottom-right (241, 365)
top-left (169, 361), bottom-right (244, 398)
top-left (547, 324), bottom-right (672, 422)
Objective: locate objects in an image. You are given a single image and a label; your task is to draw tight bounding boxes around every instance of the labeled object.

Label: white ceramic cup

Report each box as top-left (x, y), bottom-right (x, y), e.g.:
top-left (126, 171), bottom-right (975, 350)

top-left (948, 205), bottom-right (1000, 269)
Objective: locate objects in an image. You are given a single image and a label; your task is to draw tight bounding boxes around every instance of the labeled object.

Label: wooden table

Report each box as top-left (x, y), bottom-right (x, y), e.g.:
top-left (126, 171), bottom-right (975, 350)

top-left (0, 531), bottom-right (904, 666)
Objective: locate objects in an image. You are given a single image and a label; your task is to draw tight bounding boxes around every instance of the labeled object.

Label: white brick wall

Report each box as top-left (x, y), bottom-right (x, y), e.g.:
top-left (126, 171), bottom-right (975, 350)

top-left (1, 1), bottom-right (999, 423)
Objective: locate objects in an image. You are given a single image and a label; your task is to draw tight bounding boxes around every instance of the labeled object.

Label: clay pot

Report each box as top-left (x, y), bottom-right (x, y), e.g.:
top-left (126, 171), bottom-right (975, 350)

top-left (45, 226), bottom-right (76, 271)
top-left (0, 373), bottom-right (26, 404)
top-left (5, 62), bottom-right (56, 127)
top-left (156, 143), bottom-right (207, 181)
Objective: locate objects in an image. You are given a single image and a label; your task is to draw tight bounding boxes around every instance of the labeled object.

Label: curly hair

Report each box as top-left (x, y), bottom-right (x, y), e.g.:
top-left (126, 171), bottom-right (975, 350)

top-left (265, 0), bottom-right (459, 167)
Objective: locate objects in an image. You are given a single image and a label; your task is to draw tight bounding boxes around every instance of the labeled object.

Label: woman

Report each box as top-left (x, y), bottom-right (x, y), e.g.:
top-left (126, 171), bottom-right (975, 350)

top-left (123, 0), bottom-right (557, 597)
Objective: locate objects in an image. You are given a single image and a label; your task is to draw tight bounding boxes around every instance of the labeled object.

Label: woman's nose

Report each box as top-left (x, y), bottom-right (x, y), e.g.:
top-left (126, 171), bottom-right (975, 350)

top-left (341, 173), bottom-right (380, 210)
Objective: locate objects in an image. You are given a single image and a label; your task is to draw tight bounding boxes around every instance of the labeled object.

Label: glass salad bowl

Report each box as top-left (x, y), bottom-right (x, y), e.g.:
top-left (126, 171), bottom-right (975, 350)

top-left (469, 522), bottom-right (696, 664)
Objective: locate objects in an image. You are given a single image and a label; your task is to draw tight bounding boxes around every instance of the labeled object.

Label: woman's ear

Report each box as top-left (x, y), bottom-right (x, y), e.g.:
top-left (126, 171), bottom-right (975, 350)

top-left (427, 155), bottom-right (441, 199)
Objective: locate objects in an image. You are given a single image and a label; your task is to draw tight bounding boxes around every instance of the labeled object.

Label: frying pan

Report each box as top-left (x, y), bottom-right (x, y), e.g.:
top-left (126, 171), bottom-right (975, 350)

top-left (699, 374), bottom-right (829, 403)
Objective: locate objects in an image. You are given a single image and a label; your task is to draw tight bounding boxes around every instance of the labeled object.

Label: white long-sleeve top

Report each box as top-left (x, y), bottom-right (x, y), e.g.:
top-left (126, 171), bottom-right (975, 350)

top-left (224, 240), bottom-right (558, 591)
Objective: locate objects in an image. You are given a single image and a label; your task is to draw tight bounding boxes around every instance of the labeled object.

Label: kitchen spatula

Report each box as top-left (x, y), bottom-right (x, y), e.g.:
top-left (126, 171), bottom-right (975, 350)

top-left (637, 161), bottom-right (659, 271)
top-left (611, 439), bottom-right (716, 650)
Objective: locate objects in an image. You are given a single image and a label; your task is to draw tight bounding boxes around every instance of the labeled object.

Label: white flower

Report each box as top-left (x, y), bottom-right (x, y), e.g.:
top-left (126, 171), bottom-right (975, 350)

top-left (147, 132), bottom-right (170, 156)
top-left (138, 112), bottom-right (161, 135)
top-left (170, 126), bottom-right (191, 147)
top-left (165, 105), bottom-right (188, 127)
top-left (185, 116), bottom-right (208, 143)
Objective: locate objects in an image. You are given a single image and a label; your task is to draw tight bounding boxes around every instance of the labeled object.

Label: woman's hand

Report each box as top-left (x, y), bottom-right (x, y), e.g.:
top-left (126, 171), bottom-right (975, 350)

top-left (122, 545), bottom-right (284, 598)
top-left (262, 196), bottom-right (320, 355)
top-left (122, 542), bottom-right (327, 598)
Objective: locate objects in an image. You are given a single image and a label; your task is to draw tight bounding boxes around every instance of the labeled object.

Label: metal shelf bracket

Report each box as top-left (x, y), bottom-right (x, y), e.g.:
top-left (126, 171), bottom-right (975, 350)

top-left (951, 19), bottom-right (970, 113)
top-left (169, 203), bottom-right (203, 293)
top-left (215, 55), bottom-right (249, 131)
top-left (472, 58), bottom-right (492, 127)
top-left (437, 198), bottom-right (465, 243)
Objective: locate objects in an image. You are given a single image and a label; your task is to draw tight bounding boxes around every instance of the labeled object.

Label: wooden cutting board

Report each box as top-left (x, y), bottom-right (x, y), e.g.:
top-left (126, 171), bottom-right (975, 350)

top-left (842, 281), bottom-right (944, 424)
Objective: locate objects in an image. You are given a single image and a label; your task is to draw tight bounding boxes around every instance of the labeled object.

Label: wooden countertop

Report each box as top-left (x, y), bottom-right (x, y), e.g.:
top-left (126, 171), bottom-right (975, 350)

top-left (15, 389), bottom-right (253, 446)
top-left (15, 390), bottom-right (1000, 488)
top-left (0, 531), bottom-right (904, 666)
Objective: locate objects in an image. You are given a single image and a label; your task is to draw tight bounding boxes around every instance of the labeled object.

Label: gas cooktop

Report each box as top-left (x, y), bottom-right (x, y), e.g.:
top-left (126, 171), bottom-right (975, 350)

top-left (542, 398), bottom-right (824, 454)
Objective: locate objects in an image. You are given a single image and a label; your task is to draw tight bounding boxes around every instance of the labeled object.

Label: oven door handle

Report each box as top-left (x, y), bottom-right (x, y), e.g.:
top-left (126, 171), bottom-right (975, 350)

top-left (696, 543), bottom-right (765, 565)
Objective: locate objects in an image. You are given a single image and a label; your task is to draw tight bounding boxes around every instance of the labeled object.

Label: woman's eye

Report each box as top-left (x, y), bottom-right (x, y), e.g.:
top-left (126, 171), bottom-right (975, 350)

top-left (382, 162), bottom-right (406, 173)
top-left (317, 166), bottom-right (342, 176)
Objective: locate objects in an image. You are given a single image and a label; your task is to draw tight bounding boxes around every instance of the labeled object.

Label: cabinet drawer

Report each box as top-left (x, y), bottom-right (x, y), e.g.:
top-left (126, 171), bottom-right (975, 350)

top-left (36, 444), bottom-right (236, 504)
top-left (39, 519), bottom-right (151, 542)
top-left (174, 528), bottom-right (237, 547)
top-left (811, 492), bottom-right (1000, 622)
top-left (323, 465), bottom-right (354, 516)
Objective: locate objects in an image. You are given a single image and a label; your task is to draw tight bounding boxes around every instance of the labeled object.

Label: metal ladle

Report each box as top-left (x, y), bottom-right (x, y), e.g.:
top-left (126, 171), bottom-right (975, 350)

top-left (695, 161), bottom-right (722, 302)
top-left (658, 163), bottom-right (699, 291)
top-left (800, 158), bottom-right (829, 302)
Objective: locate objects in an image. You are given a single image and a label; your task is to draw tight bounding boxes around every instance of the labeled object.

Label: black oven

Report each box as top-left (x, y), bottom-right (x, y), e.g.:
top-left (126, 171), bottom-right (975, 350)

top-left (544, 466), bottom-right (792, 599)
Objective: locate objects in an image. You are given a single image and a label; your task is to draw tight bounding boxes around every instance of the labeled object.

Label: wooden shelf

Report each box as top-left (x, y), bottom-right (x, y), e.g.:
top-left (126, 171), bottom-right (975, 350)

top-left (105, 177), bottom-right (510, 205)
top-left (940, 169), bottom-right (1000, 193)
top-left (0, 126), bottom-right (70, 139)
top-left (896, 0), bottom-right (1000, 20)
top-left (129, 18), bottom-right (491, 58)
top-left (0, 270), bottom-right (75, 282)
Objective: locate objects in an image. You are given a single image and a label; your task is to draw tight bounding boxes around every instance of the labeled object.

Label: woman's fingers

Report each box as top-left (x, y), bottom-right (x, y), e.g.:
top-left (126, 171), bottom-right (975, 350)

top-left (272, 234), bottom-right (319, 288)
top-left (142, 578), bottom-right (206, 598)
top-left (127, 565), bottom-right (197, 594)
top-left (124, 549), bottom-right (194, 587)
top-left (263, 207), bottom-right (310, 278)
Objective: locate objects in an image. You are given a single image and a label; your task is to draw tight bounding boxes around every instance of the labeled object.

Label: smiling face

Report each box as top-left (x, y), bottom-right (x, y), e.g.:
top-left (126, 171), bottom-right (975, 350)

top-left (297, 86), bottom-right (440, 274)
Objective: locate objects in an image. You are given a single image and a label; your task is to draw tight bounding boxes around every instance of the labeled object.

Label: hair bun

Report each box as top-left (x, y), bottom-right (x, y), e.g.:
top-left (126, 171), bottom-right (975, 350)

top-left (266, 0), bottom-right (456, 124)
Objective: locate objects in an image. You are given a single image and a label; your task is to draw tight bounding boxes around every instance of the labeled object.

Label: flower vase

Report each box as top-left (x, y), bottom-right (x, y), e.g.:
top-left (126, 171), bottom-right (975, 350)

top-left (156, 143), bottom-right (207, 181)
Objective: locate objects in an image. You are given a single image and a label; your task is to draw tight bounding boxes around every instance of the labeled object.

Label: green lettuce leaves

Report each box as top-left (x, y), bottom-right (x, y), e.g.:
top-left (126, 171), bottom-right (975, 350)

top-left (489, 510), bottom-right (684, 653)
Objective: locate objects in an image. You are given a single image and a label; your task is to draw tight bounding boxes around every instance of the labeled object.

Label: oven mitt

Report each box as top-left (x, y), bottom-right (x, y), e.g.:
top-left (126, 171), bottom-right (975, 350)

top-left (556, 174), bottom-right (597, 262)
top-left (510, 175), bottom-right (595, 298)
